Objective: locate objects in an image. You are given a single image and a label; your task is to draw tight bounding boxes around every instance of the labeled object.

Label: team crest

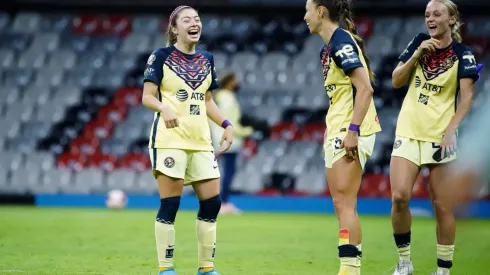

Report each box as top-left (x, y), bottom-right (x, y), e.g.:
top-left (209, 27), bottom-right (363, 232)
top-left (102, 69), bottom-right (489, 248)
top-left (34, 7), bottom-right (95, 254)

top-left (147, 54), bottom-right (156, 65)
top-left (394, 140), bottom-right (402, 149)
top-left (419, 47), bottom-right (457, 81)
top-left (165, 50), bottom-right (211, 90)
top-left (164, 157), bottom-right (175, 168)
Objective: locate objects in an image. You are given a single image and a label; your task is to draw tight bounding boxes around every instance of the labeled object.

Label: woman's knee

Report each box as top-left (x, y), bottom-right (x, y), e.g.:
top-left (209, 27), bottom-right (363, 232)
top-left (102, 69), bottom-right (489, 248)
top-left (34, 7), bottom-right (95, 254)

top-left (391, 190), bottom-right (412, 209)
top-left (432, 198), bottom-right (452, 216)
top-left (332, 193), bottom-right (357, 215)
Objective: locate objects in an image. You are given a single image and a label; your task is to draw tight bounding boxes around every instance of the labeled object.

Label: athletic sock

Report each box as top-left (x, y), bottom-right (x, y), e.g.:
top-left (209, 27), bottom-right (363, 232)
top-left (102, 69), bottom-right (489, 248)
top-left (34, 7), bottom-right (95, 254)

top-left (338, 229), bottom-right (361, 268)
top-left (155, 197), bottom-right (180, 271)
top-left (437, 244), bottom-right (454, 273)
top-left (197, 195), bottom-right (221, 270)
top-left (394, 231), bottom-right (411, 261)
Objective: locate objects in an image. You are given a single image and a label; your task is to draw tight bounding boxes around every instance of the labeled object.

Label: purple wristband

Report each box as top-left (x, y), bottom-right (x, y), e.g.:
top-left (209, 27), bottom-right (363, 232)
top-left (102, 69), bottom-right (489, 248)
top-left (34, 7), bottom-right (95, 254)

top-left (348, 123), bottom-right (360, 133)
top-left (221, 120), bottom-right (232, 129)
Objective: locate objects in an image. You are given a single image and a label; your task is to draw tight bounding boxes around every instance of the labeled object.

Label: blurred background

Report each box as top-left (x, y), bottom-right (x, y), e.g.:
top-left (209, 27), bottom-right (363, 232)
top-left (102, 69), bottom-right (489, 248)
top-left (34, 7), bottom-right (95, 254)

top-left (0, 0), bottom-right (489, 216)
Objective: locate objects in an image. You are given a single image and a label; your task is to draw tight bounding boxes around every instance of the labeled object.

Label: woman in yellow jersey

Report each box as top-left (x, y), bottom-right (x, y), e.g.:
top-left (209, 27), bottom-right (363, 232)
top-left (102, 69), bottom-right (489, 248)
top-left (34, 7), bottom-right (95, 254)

top-left (304, 0), bottom-right (381, 274)
top-left (141, 6), bottom-right (232, 275)
top-left (390, 1), bottom-right (480, 275)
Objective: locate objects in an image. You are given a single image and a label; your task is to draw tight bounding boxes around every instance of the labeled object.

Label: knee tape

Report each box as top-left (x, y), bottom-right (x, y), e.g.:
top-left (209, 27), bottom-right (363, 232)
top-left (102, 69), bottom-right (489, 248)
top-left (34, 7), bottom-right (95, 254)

top-left (156, 196), bottom-right (181, 224)
top-left (197, 195), bottom-right (221, 222)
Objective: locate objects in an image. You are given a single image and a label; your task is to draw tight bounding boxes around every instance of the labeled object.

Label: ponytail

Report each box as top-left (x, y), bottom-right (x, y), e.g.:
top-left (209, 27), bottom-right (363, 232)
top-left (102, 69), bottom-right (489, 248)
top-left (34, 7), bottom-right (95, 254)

top-left (432, 0), bottom-right (463, 43)
top-left (336, 0), bottom-right (376, 82)
top-left (166, 5), bottom-right (192, 47)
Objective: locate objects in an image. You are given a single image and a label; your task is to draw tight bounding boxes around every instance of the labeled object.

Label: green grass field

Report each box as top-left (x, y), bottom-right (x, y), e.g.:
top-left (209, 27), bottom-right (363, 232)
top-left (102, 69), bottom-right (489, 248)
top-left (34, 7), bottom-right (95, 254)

top-left (0, 207), bottom-right (489, 275)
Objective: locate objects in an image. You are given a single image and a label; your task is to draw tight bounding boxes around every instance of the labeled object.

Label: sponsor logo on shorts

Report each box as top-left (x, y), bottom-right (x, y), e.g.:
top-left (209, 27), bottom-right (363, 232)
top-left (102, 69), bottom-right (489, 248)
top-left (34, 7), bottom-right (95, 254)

top-left (394, 139), bottom-right (402, 149)
top-left (164, 157), bottom-right (175, 168)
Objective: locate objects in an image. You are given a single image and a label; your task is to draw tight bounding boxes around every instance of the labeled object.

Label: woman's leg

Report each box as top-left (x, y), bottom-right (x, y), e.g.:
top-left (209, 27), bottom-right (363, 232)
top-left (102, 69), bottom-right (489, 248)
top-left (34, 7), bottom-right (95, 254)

top-left (192, 178), bottom-right (221, 274)
top-left (327, 156), bottom-right (363, 273)
top-left (428, 164), bottom-right (456, 274)
top-left (155, 172), bottom-right (184, 274)
top-left (390, 156), bottom-right (420, 269)
top-left (220, 152), bottom-right (238, 212)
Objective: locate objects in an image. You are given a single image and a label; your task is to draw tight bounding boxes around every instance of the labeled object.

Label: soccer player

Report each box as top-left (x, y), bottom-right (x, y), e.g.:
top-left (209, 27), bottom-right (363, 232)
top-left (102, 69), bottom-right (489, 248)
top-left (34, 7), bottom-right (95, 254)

top-left (141, 5), bottom-right (233, 275)
top-left (304, 0), bottom-right (382, 274)
top-left (390, 1), bottom-right (480, 274)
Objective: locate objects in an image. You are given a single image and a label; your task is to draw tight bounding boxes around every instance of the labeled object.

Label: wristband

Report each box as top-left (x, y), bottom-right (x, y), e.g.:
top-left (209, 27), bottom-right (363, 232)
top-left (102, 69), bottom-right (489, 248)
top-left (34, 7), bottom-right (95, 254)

top-left (348, 123), bottom-right (360, 133)
top-left (221, 120), bottom-right (232, 129)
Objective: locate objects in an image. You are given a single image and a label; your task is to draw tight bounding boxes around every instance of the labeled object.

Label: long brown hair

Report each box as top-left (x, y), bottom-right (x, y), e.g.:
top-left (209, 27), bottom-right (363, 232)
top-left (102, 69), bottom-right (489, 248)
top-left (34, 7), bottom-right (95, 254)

top-left (313, 0), bottom-right (375, 81)
top-left (166, 5), bottom-right (195, 46)
top-left (430, 0), bottom-right (462, 43)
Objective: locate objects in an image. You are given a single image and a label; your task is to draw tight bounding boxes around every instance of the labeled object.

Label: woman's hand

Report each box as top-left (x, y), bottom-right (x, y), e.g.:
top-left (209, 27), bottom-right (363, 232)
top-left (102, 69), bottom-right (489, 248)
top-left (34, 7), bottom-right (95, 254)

top-left (341, 131), bottom-right (359, 159)
top-left (161, 106), bottom-right (179, 129)
top-left (441, 128), bottom-right (457, 159)
top-left (219, 126), bottom-right (233, 152)
top-left (416, 38), bottom-right (440, 57)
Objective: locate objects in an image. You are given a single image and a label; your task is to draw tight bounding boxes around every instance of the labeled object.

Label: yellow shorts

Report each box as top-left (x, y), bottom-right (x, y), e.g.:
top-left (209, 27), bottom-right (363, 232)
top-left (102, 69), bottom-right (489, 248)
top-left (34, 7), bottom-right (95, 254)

top-left (391, 136), bottom-right (457, 166)
top-left (149, 148), bottom-right (220, 185)
top-left (324, 134), bottom-right (376, 169)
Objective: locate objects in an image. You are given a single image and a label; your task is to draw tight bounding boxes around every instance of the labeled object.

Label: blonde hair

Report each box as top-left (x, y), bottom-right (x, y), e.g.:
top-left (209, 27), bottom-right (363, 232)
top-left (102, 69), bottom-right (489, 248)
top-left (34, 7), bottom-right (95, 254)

top-left (431, 0), bottom-right (463, 43)
top-left (166, 5), bottom-right (194, 46)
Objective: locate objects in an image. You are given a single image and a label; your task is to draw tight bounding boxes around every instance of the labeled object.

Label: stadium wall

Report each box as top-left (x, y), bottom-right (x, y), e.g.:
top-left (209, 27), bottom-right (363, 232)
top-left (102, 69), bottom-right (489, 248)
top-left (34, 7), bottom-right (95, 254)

top-left (32, 194), bottom-right (490, 218)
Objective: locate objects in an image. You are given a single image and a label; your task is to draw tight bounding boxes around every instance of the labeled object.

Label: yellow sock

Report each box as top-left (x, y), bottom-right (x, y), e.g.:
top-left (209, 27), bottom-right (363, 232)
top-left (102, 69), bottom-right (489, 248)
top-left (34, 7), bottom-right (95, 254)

top-left (196, 219), bottom-right (217, 269)
top-left (437, 244), bottom-right (454, 273)
top-left (155, 221), bottom-right (175, 270)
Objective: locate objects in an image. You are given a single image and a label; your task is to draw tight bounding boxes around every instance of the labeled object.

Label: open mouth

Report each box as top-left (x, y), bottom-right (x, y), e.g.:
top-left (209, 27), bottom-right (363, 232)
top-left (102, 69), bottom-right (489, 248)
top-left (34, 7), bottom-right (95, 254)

top-left (428, 25), bottom-right (437, 30)
top-left (188, 30), bottom-right (200, 37)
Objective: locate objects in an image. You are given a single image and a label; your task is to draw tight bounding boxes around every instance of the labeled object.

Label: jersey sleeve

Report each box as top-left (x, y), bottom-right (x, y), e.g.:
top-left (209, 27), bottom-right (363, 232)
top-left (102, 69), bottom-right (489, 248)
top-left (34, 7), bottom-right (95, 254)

top-left (458, 46), bottom-right (479, 81)
top-left (331, 35), bottom-right (363, 75)
top-left (209, 55), bottom-right (219, 91)
top-left (143, 50), bottom-right (164, 85)
top-left (399, 33), bottom-right (429, 63)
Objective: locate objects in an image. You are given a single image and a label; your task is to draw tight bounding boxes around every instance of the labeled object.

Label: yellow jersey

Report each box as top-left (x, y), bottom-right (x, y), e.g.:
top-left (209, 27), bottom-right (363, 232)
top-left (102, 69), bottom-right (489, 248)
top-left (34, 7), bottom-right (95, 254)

top-left (396, 33), bottom-right (479, 143)
top-left (320, 28), bottom-right (381, 139)
top-left (143, 46), bottom-right (219, 151)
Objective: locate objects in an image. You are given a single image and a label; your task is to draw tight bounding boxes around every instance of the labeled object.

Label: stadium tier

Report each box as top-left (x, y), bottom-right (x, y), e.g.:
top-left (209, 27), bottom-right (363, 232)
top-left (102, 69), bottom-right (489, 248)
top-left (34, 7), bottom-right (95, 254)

top-left (0, 12), bottom-right (489, 199)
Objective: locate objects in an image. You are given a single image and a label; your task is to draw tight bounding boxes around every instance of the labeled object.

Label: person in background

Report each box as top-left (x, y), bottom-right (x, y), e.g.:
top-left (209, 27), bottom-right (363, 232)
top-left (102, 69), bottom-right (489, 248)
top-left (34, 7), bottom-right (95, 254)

top-left (211, 72), bottom-right (254, 214)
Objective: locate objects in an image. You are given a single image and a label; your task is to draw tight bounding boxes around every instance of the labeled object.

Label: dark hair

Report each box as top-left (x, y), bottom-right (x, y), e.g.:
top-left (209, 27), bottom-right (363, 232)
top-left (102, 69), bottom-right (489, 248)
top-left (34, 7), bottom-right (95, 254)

top-left (166, 5), bottom-right (195, 46)
top-left (313, 0), bottom-right (375, 81)
top-left (219, 72), bottom-right (237, 88)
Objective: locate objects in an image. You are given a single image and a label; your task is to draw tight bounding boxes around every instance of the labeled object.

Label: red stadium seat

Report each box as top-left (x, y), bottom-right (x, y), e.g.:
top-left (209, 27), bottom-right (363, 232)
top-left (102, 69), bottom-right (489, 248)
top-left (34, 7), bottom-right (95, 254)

top-left (70, 136), bottom-right (100, 156)
top-left (359, 174), bottom-right (385, 197)
top-left (57, 151), bottom-right (87, 171)
top-left (118, 153), bottom-right (151, 172)
top-left (271, 122), bottom-right (300, 141)
top-left (102, 16), bottom-right (132, 37)
top-left (88, 153), bottom-right (118, 171)
top-left (412, 175), bottom-right (430, 198)
top-left (287, 190), bottom-right (310, 196)
top-left (114, 87), bottom-right (142, 107)
top-left (97, 103), bottom-right (128, 123)
top-left (72, 16), bottom-right (103, 36)
top-left (256, 188), bottom-right (281, 196)
top-left (241, 138), bottom-right (258, 159)
top-left (83, 119), bottom-right (115, 140)
top-left (354, 17), bottom-right (374, 40)
top-left (302, 122), bottom-right (326, 143)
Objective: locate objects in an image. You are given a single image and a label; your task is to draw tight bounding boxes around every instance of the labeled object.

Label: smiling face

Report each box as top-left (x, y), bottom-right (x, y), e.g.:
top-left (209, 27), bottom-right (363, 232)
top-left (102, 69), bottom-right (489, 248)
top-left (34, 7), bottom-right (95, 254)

top-left (304, 0), bottom-right (324, 34)
top-left (425, 0), bottom-right (456, 40)
top-left (172, 8), bottom-right (202, 45)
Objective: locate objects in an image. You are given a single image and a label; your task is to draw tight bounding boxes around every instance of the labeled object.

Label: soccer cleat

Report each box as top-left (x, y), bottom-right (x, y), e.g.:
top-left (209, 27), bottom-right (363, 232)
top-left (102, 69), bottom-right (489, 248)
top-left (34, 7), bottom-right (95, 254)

top-left (196, 269), bottom-right (221, 275)
top-left (159, 267), bottom-right (178, 275)
top-left (392, 260), bottom-right (413, 275)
